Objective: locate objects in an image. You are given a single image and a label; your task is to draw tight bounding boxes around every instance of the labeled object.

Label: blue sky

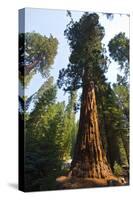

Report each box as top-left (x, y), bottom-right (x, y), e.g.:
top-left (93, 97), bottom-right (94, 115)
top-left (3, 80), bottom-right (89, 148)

top-left (23, 8), bottom-right (129, 113)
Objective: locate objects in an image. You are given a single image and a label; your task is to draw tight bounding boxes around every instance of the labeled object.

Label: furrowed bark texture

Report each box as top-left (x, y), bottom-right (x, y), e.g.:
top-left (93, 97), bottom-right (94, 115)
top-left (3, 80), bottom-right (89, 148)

top-left (70, 82), bottom-right (112, 178)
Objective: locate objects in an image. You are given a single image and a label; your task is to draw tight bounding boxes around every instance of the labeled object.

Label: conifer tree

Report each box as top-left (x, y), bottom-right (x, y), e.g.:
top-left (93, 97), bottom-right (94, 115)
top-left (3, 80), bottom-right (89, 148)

top-left (58, 13), bottom-right (112, 178)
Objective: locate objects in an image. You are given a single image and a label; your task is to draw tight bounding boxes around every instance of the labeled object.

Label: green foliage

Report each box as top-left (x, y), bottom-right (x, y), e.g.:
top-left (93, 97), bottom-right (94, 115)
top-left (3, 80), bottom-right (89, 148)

top-left (106, 32), bottom-right (129, 169)
top-left (96, 78), bottom-right (129, 170)
top-left (113, 83), bottom-right (129, 120)
top-left (24, 81), bottom-right (77, 191)
top-left (97, 82), bottom-right (129, 168)
top-left (108, 32), bottom-right (129, 77)
top-left (117, 74), bottom-right (128, 86)
top-left (19, 32), bottom-right (58, 120)
top-left (19, 32), bottom-right (58, 87)
top-left (113, 83), bottom-right (129, 162)
top-left (113, 161), bottom-right (123, 176)
top-left (57, 12), bottom-right (108, 92)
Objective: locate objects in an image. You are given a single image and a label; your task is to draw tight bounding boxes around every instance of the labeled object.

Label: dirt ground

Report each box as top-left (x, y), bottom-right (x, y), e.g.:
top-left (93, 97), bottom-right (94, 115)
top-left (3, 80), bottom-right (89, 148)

top-left (56, 175), bottom-right (128, 189)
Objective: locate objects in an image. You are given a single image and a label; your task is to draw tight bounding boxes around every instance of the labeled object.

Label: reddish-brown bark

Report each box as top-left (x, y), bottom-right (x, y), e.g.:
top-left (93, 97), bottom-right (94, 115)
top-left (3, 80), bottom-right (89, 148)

top-left (69, 81), bottom-right (112, 178)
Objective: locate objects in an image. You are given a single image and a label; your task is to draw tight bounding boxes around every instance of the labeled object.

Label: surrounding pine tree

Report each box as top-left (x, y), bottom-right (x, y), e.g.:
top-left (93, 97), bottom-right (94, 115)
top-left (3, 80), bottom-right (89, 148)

top-left (108, 31), bottom-right (129, 164)
top-left (19, 32), bottom-right (58, 117)
top-left (25, 79), bottom-right (77, 191)
top-left (19, 32), bottom-right (58, 86)
top-left (97, 83), bottom-right (128, 170)
top-left (108, 32), bottom-right (129, 81)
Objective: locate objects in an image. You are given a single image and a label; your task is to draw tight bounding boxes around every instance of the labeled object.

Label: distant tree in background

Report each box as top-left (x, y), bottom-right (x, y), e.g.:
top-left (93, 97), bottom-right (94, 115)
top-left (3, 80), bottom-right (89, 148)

top-left (19, 32), bottom-right (58, 114)
top-left (25, 78), bottom-right (77, 191)
top-left (108, 31), bottom-right (129, 161)
top-left (19, 32), bottom-right (58, 86)
top-left (97, 83), bottom-right (129, 170)
top-left (108, 32), bottom-right (129, 81)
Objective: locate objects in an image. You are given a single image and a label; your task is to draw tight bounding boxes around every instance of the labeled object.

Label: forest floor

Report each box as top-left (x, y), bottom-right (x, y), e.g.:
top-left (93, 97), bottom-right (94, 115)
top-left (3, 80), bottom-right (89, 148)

top-left (56, 175), bottom-right (128, 189)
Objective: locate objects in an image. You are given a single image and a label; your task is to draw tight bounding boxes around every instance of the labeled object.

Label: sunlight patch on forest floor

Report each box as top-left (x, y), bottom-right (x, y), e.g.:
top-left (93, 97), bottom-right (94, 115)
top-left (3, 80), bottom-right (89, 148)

top-left (56, 175), bottom-right (128, 189)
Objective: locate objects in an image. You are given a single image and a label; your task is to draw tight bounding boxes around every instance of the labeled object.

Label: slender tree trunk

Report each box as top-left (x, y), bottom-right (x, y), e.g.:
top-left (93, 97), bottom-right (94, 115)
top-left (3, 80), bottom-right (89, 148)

top-left (70, 81), bottom-right (112, 178)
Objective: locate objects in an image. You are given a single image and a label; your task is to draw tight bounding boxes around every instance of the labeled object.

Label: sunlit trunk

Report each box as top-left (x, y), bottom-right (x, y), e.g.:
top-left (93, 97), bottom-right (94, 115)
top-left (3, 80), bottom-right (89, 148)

top-left (70, 81), bottom-right (112, 178)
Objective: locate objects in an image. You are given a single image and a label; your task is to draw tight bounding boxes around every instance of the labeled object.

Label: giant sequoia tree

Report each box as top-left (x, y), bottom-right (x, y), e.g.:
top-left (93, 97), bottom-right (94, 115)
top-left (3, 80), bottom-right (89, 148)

top-left (58, 13), bottom-right (112, 178)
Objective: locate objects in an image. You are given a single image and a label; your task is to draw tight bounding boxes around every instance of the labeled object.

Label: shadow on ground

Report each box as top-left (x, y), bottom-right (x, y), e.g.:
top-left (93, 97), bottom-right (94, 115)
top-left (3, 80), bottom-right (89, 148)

top-left (8, 183), bottom-right (18, 190)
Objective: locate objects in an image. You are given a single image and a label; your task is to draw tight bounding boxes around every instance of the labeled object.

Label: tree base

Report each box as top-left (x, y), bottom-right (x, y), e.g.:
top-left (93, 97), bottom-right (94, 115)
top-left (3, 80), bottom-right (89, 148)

top-left (56, 176), bottom-right (127, 190)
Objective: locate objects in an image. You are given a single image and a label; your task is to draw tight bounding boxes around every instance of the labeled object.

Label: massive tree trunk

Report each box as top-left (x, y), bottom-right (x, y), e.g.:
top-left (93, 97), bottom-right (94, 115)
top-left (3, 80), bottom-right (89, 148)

top-left (70, 81), bottom-right (112, 178)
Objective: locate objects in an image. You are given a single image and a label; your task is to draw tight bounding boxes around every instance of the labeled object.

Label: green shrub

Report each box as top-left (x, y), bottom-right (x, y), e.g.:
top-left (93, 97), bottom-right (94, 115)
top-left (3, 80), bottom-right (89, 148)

top-left (113, 161), bottom-right (123, 176)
